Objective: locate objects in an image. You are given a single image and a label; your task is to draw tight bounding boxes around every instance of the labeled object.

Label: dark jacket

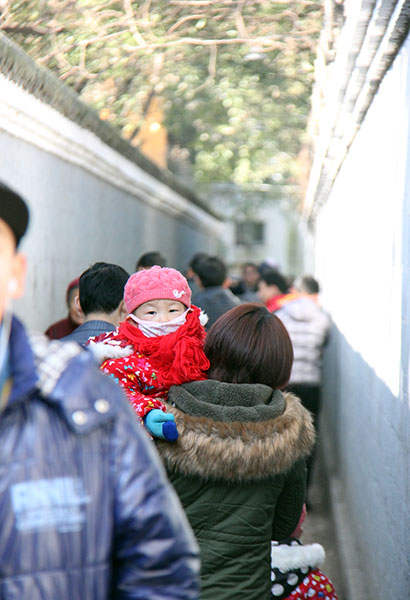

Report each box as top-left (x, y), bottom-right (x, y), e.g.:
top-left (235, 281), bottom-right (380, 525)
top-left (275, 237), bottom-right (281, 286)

top-left (62, 319), bottom-right (116, 346)
top-left (45, 315), bottom-right (77, 339)
top-left (157, 380), bottom-right (315, 600)
top-left (192, 287), bottom-right (241, 329)
top-left (0, 317), bottom-right (200, 599)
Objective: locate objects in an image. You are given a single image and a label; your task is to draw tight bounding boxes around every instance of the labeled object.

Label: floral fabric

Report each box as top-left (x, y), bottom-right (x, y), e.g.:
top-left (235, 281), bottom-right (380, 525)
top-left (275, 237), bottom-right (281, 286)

top-left (286, 569), bottom-right (338, 599)
top-left (101, 350), bottom-right (169, 418)
top-left (91, 305), bottom-right (209, 421)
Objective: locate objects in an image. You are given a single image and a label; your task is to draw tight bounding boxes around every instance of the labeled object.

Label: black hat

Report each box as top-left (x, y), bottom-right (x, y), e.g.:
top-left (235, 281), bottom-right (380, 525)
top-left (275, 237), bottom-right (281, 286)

top-left (0, 182), bottom-right (29, 247)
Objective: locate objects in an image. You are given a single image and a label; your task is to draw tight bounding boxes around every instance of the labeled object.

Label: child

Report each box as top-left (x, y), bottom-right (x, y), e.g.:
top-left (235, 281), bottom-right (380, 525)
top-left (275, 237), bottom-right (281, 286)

top-left (270, 506), bottom-right (338, 599)
top-left (89, 265), bottom-right (209, 439)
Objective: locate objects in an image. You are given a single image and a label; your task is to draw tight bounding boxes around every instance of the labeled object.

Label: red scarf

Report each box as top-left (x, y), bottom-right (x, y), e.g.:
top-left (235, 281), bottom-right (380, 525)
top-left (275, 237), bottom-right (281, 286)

top-left (266, 293), bottom-right (300, 313)
top-left (118, 305), bottom-right (209, 387)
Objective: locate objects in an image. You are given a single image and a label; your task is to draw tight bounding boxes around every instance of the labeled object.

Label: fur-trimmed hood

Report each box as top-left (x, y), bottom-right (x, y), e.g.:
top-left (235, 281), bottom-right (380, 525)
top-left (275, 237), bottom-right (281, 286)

top-left (157, 380), bottom-right (315, 482)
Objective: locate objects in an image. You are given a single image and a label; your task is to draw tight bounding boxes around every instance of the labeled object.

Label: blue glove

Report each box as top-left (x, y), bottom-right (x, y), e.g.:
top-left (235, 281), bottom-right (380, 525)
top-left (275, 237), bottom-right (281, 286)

top-left (144, 409), bottom-right (179, 442)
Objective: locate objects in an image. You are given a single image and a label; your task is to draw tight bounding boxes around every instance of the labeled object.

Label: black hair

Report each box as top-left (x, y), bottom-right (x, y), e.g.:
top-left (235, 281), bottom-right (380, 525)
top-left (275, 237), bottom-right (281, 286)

top-left (242, 262), bottom-right (258, 270)
top-left (259, 269), bottom-right (289, 294)
top-left (136, 251), bottom-right (166, 270)
top-left (0, 181), bottom-right (29, 247)
top-left (188, 252), bottom-right (208, 274)
top-left (299, 275), bottom-right (320, 295)
top-left (194, 255), bottom-right (227, 288)
top-left (79, 262), bottom-right (129, 315)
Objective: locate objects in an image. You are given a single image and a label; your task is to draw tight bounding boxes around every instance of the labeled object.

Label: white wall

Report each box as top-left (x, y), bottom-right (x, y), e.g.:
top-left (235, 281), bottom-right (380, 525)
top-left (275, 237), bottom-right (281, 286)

top-left (0, 76), bottom-right (222, 331)
top-left (314, 35), bottom-right (410, 599)
top-left (223, 202), bottom-right (315, 277)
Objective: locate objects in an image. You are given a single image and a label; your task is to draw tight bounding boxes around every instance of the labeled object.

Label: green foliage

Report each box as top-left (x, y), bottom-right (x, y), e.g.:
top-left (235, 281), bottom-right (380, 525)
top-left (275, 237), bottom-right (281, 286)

top-left (2, 0), bottom-right (322, 201)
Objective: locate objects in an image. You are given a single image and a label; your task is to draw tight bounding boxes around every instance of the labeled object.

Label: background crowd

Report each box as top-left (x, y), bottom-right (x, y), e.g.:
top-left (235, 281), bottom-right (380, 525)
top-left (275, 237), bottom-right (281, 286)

top-left (0, 184), bottom-right (335, 600)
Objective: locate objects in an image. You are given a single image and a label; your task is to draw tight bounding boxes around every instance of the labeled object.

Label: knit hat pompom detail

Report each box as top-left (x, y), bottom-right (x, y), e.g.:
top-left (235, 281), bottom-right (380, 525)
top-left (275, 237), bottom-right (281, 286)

top-left (124, 265), bottom-right (192, 314)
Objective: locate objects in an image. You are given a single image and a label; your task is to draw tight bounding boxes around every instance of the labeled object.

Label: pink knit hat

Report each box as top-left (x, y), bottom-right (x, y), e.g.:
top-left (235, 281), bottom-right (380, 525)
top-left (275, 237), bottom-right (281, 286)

top-left (124, 265), bottom-right (192, 313)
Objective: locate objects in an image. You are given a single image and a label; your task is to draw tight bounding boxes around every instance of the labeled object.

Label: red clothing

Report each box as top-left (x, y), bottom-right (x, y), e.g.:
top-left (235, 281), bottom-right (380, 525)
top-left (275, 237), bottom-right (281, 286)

top-left (91, 305), bottom-right (209, 419)
top-left (266, 293), bottom-right (300, 313)
top-left (287, 569), bottom-right (338, 599)
top-left (45, 316), bottom-right (78, 340)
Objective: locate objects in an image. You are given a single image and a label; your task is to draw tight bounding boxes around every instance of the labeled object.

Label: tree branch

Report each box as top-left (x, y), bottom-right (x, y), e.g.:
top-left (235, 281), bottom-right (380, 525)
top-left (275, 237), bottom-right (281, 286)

top-left (0, 22), bottom-right (65, 35)
top-left (141, 0), bottom-right (152, 20)
top-left (208, 43), bottom-right (217, 77)
top-left (122, 36), bottom-right (286, 52)
top-left (0, 0), bottom-right (13, 22)
top-left (234, 0), bottom-right (249, 39)
top-left (168, 14), bottom-right (203, 34)
top-left (170, 1), bottom-right (241, 6)
top-left (123, 0), bottom-right (147, 46)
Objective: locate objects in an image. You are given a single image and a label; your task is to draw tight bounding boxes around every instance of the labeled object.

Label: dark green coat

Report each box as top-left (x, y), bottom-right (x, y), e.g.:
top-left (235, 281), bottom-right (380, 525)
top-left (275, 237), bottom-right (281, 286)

top-left (157, 380), bottom-right (315, 600)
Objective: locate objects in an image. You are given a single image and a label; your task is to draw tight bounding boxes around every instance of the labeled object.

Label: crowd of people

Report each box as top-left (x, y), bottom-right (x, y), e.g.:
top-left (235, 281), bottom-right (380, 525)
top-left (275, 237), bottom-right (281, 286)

top-left (0, 182), bottom-right (336, 599)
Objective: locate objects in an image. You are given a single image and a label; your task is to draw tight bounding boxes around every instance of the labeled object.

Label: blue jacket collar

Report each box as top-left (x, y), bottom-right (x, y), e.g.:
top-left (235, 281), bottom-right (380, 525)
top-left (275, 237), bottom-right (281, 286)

top-left (4, 318), bottom-right (121, 433)
top-left (7, 316), bottom-right (38, 406)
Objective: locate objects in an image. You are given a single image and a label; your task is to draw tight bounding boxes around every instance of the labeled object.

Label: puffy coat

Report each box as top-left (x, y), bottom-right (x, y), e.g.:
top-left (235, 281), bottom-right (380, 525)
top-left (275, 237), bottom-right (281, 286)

top-left (156, 380), bottom-right (315, 600)
top-left (0, 317), bottom-right (200, 600)
top-left (275, 297), bottom-right (330, 385)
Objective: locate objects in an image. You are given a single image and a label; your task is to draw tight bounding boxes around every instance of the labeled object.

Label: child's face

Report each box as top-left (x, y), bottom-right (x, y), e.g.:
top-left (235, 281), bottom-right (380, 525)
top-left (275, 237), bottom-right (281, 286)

top-left (134, 299), bottom-right (186, 323)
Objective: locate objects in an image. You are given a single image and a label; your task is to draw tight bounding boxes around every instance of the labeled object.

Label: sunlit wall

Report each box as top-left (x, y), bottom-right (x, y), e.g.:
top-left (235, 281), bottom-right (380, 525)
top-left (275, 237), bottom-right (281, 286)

top-left (315, 36), bottom-right (410, 599)
top-left (223, 202), bottom-right (314, 278)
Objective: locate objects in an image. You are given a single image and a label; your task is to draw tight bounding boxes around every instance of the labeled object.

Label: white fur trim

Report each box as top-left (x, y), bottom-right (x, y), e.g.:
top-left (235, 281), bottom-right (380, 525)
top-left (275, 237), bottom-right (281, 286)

top-left (88, 341), bottom-right (134, 363)
top-left (199, 310), bottom-right (209, 326)
top-left (270, 542), bottom-right (325, 571)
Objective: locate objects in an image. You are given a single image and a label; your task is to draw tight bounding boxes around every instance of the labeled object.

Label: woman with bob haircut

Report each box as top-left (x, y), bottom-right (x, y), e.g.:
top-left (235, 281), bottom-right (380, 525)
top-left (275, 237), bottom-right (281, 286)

top-left (156, 303), bottom-right (315, 600)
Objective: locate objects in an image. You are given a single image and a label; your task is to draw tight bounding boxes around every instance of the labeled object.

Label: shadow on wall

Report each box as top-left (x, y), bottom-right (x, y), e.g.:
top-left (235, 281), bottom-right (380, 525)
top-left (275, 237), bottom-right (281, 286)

top-left (319, 323), bottom-right (410, 600)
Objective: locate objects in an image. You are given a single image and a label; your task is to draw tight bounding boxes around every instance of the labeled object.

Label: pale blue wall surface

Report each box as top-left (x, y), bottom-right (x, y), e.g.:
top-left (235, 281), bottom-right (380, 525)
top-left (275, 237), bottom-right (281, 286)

top-left (315, 35), bottom-right (410, 598)
top-left (0, 131), bottom-right (219, 331)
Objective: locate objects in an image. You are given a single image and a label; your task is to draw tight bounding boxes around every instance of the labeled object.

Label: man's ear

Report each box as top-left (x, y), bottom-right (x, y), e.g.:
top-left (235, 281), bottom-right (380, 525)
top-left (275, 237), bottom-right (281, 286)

top-left (9, 252), bottom-right (27, 299)
top-left (270, 284), bottom-right (280, 298)
top-left (194, 274), bottom-right (203, 290)
top-left (74, 294), bottom-right (82, 314)
top-left (119, 299), bottom-right (128, 321)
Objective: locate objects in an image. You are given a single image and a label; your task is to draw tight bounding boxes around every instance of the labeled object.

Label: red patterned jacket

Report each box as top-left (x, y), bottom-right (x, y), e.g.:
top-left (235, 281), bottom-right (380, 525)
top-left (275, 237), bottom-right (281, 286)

top-left (88, 305), bottom-right (209, 420)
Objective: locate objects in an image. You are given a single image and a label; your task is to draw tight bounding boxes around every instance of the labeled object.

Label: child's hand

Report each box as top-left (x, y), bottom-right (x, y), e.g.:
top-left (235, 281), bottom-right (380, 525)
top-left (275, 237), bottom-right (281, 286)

top-left (144, 409), bottom-right (179, 442)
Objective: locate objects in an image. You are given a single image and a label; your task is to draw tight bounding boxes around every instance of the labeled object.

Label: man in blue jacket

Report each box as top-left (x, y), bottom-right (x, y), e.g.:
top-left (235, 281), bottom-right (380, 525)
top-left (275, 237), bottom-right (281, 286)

top-left (0, 182), bottom-right (200, 599)
top-left (62, 261), bottom-right (130, 346)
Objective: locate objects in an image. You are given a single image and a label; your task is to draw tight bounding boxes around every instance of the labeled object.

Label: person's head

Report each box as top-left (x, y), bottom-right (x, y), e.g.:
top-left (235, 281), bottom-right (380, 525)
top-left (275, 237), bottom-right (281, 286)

top-left (124, 265), bottom-right (191, 325)
top-left (136, 251), bottom-right (167, 271)
top-left (0, 182), bottom-right (28, 322)
top-left (78, 262), bottom-right (130, 325)
top-left (65, 277), bottom-right (83, 326)
top-left (258, 269), bottom-right (289, 304)
top-left (258, 257), bottom-right (279, 276)
top-left (294, 275), bottom-right (320, 295)
top-left (194, 255), bottom-right (227, 289)
top-left (205, 303), bottom-right (293, 390)
top-left (186, 252), bottom-right (208, 280)
top-left (242, 262), bottom-right (260, 290)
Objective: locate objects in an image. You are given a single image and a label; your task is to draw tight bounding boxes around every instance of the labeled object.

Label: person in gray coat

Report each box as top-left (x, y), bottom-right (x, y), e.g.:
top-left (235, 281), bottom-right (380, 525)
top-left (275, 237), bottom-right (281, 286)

top-left (275, 275), bottom-right (330, 493)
